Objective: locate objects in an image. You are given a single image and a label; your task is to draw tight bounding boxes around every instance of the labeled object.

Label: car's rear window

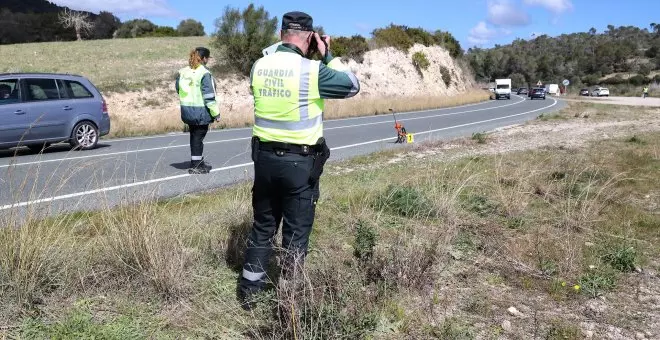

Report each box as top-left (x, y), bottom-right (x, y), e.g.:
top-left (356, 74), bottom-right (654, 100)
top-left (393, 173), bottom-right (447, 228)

top-left (497, 84), bottom-right (509, 89)
top-left (61, 80), bottom-right (94, 99)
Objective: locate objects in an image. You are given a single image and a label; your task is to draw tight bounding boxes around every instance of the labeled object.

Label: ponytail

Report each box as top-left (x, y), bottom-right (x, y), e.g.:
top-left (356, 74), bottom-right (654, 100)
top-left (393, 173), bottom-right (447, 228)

top-left (188, 49), bottom-right (202, 69)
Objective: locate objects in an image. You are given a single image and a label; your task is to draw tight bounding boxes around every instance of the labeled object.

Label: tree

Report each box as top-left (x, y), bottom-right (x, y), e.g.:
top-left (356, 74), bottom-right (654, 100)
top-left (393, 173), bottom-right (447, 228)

top-left (177, 19), bottom-right (205, 36)
top-left (509, 72), bottom-right (526, 88)
top-left (115, 19), bottom-right (157, 38)
top-left (212, 4), bottom-right (278, 76)
top-left (92, 11), bottom-right (121, 39)
top-left (58, 8), bottom-right (94, 41)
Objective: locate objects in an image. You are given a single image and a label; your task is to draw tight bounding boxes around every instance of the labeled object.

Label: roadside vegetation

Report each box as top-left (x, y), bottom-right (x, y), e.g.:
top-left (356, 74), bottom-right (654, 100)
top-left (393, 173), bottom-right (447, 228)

top-left (1, 103), bottom-right (658, 338)
top-left (468, 24), bottom-right (660, 95)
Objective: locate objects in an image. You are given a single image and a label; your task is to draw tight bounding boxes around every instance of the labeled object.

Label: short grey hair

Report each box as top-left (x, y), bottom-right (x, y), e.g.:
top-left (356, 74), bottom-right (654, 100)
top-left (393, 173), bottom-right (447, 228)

top-left (282, 29), bottom-right (311, 40)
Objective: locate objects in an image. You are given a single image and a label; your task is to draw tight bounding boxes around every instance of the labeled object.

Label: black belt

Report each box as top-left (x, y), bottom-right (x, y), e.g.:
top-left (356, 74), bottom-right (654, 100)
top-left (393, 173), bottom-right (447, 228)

top-left (258, 141), bottom-right (316, 155)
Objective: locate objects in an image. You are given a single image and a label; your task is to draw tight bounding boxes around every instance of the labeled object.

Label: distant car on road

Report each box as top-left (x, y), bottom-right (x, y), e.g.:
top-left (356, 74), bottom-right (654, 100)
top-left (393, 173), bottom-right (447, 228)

top-left (591, 87), bottom-right (610, 97)
top-left (580, 88), bottom-right (590, 96)
top-left (529, 87), bottom-right (546, 100)
top-left (517, 87), bottom-right (529, 95)
top-left (0, 73), bottom-right (110, 152)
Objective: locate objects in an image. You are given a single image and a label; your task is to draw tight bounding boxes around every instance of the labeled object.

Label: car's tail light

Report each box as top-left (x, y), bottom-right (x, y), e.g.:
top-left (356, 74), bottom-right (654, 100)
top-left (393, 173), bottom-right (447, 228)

top-left (102, 98), bottom-right (109, 115)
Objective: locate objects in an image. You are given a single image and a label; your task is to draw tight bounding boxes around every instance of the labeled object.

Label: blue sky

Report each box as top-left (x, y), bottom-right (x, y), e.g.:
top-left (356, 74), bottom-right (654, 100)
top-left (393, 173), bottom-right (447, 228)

top-left (51, 0), bottom-right (660, 49)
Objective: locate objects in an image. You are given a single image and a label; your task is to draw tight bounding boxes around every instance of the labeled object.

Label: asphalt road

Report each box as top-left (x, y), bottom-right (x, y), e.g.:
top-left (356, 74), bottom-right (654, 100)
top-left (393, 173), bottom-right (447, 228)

top-left (0, 95), bottom-right (564, 216)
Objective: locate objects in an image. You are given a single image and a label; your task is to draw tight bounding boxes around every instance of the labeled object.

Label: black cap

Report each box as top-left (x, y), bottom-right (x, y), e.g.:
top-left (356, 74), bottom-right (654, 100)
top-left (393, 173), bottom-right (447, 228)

top-left (282, 11), bottom-right (313, 31)
top-left (195, 47), bottom-right (211, 59)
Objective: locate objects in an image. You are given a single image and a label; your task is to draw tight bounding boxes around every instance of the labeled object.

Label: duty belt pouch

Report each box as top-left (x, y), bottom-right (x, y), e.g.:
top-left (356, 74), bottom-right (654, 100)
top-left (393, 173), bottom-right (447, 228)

top-left (251, 136), bottom-right (260, 162)
top-left (310, 137), bottom-right (330, 184)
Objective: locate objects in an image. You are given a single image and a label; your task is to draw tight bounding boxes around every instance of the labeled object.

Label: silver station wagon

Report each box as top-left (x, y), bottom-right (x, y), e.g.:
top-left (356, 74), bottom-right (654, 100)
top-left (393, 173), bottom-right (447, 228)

top-left (0, 73), bottom-right (110, 152)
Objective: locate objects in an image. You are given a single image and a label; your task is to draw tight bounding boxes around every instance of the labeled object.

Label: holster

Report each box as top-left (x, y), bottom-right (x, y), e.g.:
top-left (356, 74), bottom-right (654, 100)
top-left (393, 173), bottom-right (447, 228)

top-left (310, 137), bottom-right (330, 184)
top-left (251, 136), bottom-right (260, 162)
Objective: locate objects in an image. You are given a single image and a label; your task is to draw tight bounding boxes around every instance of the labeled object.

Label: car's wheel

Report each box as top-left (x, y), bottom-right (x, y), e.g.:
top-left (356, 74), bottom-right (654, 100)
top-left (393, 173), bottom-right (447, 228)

top-left (70, 121), bottom-right (99, 150)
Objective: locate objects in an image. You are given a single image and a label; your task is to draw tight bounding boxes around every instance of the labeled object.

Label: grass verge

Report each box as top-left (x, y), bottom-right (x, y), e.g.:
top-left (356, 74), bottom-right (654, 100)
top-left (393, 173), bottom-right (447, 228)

top-left (1, 104), bottom-right (658, 338)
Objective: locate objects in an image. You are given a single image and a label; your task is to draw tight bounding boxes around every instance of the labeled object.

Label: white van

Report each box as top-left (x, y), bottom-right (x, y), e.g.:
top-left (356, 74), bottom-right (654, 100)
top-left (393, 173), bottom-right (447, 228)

top-left (495, 79), bottom-right (512, 100)
top-left (547, 84), bottom-right (559, 96)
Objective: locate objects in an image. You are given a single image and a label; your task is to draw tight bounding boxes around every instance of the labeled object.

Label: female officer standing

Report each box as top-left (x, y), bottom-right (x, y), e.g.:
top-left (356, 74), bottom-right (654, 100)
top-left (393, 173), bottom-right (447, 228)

top-left (176, 47), bottom-right (220, 174)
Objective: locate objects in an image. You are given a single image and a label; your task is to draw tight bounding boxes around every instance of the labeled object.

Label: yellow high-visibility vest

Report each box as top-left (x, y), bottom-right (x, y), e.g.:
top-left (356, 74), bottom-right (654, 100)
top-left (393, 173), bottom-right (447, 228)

top-left (251, 52), bottom-right (323, 145)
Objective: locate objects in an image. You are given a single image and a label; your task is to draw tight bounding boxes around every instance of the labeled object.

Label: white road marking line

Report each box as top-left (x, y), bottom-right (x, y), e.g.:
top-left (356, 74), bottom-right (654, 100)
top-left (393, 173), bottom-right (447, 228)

top-left (104, 96), bottom-right (499, 143)
top-left (0, 136), bottom-right (253, 169)
top-left (333, 97), bottom-right (555, 150)
top-left (0, 97), bottom-right (525, 169)
top-left (0, 97), bottom-right (556, 211)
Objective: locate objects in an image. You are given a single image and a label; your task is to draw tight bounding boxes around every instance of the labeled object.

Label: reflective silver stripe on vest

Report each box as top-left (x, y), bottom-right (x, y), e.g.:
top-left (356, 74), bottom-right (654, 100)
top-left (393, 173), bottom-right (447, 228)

top-left (299, 58), bottom-right (311, 120)
top-left (255, 114), bottom-right (322, 131)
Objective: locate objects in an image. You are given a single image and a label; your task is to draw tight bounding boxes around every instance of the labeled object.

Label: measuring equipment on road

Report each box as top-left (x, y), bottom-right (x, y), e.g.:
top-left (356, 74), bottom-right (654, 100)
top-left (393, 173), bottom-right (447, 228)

top-left (390, 108), bottom-right (409, 144)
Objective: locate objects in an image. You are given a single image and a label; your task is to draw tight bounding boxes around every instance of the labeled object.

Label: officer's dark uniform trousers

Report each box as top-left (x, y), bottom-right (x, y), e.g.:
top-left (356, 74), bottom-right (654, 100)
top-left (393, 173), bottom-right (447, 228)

top-left (240, 143), bottom-right (319, 291)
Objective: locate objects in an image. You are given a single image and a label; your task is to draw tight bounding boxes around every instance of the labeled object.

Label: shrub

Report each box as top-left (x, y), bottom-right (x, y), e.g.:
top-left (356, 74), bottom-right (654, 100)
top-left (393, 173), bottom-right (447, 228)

top-left (212, 4), bottom-right (278, 76)
top-left (144, 26), bottom-right (178, 37)
top-left (376, 185), bottom-right (433, 218)
top-left (177, 19), bottom-right (205, 37)
top-left (440, 65), bottom-right (452, 87)
top-left (471, 132), bottom-right (487, 144)
top-left (433, 30), bottom-right (463, 58)
top-left (461, 193), bottom-right (498, 217)
top-left (601, 241), bottom-right (637, 272)
top-left (331, 35), bottom-right (370, 63)
top-left (627, 135), bottom-right (645, 144)
top-left (353, 221), bottom-right (377, 261)
top-left (602, 75), bottom-right (626, 85)
top-left (412, 51), bottom-right (430, 72)
top-left (582, 74), bottom-right (601, 86)
top-left (579, 271), bottom-right (616, 298)
top-left (546, 321), bottom-right (581, 340)
top-left (628, 74), bottom-right (647, 86)
top-left (372, 24), bottom-right (414, 52)
top-left (405, 27), bottom-right (435, 46)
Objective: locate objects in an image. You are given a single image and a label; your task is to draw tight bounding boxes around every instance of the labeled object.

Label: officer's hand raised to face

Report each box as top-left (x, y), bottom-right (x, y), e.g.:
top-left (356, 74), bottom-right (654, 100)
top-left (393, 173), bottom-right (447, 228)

top-left (313, 33), bottom-right (330, 57)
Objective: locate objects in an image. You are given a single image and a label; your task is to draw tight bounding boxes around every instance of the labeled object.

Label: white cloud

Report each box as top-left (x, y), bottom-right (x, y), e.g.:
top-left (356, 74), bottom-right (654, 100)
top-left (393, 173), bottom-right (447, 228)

top-left (468, 21), bottom-right (498, 45)
top-left (487, 0), bottom-right (530, 27)
top-left (523, 0), bottom-right (573, 14)
top-left (50, 0), bottom-right (176, 17)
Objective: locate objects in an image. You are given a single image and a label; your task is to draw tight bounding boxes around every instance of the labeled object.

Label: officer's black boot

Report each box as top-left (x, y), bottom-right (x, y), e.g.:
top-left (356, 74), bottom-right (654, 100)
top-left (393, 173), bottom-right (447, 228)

top-left (188, 159), bottom-right (212, 174)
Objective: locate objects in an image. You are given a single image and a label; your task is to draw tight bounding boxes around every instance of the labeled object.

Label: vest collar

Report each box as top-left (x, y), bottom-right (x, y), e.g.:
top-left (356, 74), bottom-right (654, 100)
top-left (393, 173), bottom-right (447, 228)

top-left (277, 43), bottom-right (305, 57)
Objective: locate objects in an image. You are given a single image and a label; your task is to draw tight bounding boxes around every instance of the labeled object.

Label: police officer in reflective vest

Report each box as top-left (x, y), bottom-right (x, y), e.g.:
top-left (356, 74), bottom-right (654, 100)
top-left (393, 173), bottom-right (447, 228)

top-left (238, 11), bottom-right (360, 308)
top-left (176, 47), bottom-right (220, 174)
